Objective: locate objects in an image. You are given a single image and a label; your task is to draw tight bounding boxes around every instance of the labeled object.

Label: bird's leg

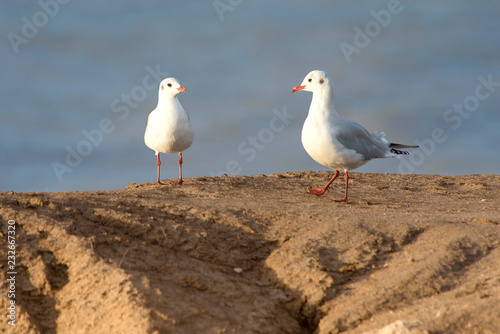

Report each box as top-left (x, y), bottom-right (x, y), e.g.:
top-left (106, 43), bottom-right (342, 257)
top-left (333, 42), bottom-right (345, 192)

top-left (155, 154), bottom-right (165, 185)
top-left (176, 152), bottom-right (183, 185)
top-left (307, 170), bottom-right (340, 196)
top-left (334, 171), bottom-right (349, 203)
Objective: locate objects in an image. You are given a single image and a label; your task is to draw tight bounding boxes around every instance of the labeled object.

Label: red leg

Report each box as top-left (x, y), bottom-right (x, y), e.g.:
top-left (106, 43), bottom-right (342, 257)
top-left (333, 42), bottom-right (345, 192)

top-left (176, 152), bottom-right (183, 185)
top-left (307, 170), bottom-right (340, 196)
top-left (334, 171), bottom-right (349, 203)
top-left (155, 154), bottom-right (165, 185)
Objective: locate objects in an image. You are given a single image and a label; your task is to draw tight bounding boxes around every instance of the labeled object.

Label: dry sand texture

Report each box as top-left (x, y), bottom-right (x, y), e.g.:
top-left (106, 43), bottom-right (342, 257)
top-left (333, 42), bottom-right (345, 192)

top-left (1, 172), bottom-right (499, 333)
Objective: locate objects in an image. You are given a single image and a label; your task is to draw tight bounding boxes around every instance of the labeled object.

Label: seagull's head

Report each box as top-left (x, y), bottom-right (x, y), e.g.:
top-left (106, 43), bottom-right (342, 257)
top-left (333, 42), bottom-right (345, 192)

top-left (159, 77), bottom-right (188, 97)
top-left (291, 70), bottom-right (332, 94)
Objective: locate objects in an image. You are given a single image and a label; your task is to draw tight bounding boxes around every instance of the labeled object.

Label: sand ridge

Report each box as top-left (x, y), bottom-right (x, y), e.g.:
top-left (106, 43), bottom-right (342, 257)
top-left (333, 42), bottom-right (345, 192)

top-left (1, 172), bottom-right (499, 333)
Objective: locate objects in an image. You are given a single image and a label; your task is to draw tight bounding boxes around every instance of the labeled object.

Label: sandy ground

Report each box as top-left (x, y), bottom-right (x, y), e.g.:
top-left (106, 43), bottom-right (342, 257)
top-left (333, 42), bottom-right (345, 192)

top-left (1, 171), bottom-right (499, 334)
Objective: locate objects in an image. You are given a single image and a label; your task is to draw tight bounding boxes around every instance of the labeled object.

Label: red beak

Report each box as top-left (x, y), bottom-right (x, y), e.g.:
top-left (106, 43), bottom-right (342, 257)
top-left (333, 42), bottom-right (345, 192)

top-left (291, 85), bottom-right (305, 93)
top-left (177, 86), bottom-right (188, 92)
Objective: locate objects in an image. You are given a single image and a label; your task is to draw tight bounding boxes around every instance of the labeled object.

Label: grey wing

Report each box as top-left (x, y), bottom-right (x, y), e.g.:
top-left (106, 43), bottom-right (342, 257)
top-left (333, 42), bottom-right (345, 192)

top-left (335, 120), bottom-right (391, 160)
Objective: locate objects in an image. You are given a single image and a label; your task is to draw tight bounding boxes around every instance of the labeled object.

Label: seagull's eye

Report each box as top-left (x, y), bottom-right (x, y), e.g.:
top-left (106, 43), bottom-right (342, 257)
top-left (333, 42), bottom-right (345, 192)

top-left (167, 83), bottom-right (172, 87)
top-left (319, 79), bottom-right (324, 84)
top-left (308, 78), bottom-right (312, 83)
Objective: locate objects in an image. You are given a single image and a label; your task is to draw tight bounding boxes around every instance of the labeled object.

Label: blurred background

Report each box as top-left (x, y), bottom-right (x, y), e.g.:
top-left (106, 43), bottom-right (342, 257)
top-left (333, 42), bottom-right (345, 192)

top-left (1, 0), bottom-right (499, 192)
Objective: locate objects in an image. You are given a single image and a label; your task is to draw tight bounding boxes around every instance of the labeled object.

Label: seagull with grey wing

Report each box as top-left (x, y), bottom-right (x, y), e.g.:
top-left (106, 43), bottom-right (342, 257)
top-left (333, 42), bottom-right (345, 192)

top-left (291, 70), bottom-right (418, 203)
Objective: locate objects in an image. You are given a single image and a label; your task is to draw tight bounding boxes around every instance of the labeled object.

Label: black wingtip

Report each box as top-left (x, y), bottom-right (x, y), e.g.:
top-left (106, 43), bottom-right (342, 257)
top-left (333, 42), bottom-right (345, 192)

top-left (389, 143), bottom-right (419, 149)
top-left (390, 148), bottom-right (410, 155)
top-left (389, 143), bottom-right (419, 155)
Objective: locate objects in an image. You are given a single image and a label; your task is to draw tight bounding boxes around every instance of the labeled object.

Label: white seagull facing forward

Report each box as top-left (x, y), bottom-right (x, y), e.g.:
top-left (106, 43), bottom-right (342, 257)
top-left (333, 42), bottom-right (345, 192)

top-left (291, 70), bottom-right (417, 203)
top-left (144, 77), bottom-right (193, 185)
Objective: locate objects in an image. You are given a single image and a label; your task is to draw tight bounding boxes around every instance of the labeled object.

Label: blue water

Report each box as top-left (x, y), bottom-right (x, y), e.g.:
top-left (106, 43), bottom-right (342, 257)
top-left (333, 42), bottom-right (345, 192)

top-left (1, 1), bottom-right (499, 192)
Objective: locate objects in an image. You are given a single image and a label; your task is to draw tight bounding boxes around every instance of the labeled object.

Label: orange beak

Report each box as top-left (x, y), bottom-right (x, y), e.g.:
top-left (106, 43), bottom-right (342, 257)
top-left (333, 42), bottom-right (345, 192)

top-left (291, 85), bottom-right (305, 93)
top-left (177, 86), bottom-right (188, 92)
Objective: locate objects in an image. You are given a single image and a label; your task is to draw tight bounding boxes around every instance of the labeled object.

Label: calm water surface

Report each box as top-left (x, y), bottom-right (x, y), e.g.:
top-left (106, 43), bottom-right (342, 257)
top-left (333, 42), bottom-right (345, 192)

top-left (1, 1), bottom-right (499, 191)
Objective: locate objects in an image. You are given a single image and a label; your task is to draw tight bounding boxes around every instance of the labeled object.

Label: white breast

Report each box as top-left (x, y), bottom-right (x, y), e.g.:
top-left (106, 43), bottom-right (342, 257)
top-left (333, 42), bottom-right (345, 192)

top-left (144, 99), bottom-right (193, 154)
top-left (301, 115), bottom-right (366, 171)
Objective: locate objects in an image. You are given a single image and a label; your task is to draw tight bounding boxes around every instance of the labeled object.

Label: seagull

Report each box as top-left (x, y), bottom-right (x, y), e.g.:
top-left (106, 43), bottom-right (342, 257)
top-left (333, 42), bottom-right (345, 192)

top-left (291, 70), bottom-right (417, 203)
top-left (144, 77), bottom-right (193, 185)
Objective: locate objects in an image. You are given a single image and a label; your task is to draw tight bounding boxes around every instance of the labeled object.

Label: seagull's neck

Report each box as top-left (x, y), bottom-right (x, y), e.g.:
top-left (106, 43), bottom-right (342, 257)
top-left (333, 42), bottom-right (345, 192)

top-left (309, 86), bottom-right (341, 120)
top-left (157, 94), bottom-right (181, 111)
